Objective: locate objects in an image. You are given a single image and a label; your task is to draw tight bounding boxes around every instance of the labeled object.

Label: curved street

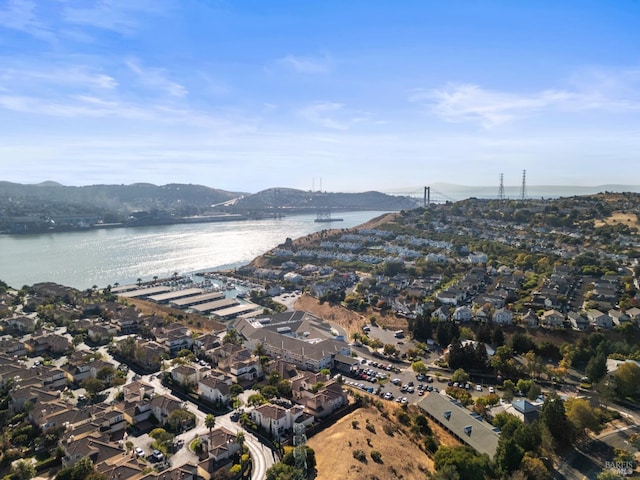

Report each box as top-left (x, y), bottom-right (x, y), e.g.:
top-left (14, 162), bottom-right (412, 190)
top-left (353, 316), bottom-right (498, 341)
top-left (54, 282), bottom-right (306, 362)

top-left (143, 375), bottom-right (277, 480)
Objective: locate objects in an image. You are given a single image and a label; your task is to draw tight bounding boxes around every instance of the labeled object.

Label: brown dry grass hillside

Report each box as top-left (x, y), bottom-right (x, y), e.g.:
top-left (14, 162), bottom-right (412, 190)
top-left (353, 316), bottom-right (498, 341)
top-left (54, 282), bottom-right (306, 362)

top-left (593, 211), bottom-right (640, 229)
top-left (125, 298), bottom-right (225, 333)
top-left (308, 400), bottom-right (461, 480)
top-left (295, 294), bottom-right (409, 340)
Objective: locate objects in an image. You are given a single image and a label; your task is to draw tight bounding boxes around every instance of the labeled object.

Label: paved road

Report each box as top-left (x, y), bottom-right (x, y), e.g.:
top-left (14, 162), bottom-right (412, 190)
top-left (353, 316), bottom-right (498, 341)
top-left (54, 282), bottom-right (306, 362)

top-left (72, 341), bottom-right (277, 480)
top-left (143, 375), bottom-right (277, 480)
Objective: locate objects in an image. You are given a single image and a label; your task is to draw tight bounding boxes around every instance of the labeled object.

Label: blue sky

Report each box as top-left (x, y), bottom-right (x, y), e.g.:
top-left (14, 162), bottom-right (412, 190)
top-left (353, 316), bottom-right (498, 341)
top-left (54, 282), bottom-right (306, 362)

top-left (1, 0), bottom-right (640, 193)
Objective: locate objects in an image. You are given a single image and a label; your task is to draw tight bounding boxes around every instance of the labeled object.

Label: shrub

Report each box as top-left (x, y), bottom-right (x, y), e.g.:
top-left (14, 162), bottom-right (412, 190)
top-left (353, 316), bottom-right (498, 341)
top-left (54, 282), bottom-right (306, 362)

top-left (365, 423), bottom-right (376, 434)
top-left (352, 449), bottom-right (367, 463)
top-left (370, 450), bottom-right (383, 463)
top-left (396, 411), bottom-right (411, 426)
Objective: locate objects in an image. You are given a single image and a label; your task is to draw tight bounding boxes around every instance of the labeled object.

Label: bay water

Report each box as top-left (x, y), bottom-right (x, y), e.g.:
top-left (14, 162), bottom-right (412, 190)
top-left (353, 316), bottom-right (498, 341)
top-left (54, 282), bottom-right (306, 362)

top-left (0, 211), bottom-right (389, 290)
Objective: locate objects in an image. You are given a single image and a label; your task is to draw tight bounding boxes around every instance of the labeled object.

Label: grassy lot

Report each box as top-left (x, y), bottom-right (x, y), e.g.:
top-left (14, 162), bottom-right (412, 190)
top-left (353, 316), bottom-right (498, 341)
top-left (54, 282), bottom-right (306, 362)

top-left (308, 400), bottom-right (460, 480)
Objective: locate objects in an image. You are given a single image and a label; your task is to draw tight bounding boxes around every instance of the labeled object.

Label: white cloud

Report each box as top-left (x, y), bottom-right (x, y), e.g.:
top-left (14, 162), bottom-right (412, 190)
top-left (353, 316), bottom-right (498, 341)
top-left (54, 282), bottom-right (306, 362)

top-left (0, 0), bottom-right (54, 41)
top-left (125, 58), bottom-right (187, 98)
top-left (0, 66), bottom-right (118, 90)
top-left (413, 70), bottom-right (640, 128)
top-left (299, 102), bottom-right (370, 130)
top-left (277, 54), bottom-right (333, 74)
top-left (62, 0), bottom-right (173, 35)
top-left (412, 84), bottom-right (577, 128)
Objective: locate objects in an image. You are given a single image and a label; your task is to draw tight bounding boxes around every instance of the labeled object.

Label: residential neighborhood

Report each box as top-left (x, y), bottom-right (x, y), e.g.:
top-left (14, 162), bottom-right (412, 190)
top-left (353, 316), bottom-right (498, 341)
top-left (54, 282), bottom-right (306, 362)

top-left (2, 193), bottom-right (640, 479)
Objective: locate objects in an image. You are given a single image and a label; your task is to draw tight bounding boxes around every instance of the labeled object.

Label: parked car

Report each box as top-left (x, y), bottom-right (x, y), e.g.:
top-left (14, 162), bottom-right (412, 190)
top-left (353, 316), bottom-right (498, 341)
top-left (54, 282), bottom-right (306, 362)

top-left (152, 450), bottom-right (164, 462)
top-left (489, 386), bottom-right (495, 394)
top-left (135, 447), bottom-right (145, 457)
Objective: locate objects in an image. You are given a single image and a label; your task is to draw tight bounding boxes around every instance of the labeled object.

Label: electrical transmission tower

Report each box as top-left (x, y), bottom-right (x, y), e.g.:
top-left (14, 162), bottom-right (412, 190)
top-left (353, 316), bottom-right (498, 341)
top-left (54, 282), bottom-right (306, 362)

top-left (293, 423), bottom-right (308, 480)
top-left (520, 170), bottom-right (527, 200)
top-left (498, 173), bottom-right (505, 201)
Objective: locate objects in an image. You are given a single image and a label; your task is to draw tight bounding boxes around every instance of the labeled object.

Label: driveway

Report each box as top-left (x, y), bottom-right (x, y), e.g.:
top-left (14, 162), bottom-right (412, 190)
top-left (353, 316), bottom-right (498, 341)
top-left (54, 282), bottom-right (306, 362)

top-left (142, 374), bottom-right (276, 480)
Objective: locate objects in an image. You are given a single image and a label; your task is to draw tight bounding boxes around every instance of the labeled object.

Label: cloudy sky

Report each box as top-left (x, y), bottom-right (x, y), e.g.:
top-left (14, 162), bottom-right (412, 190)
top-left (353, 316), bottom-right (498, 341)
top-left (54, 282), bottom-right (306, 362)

top-left (1, 0), bottom-right (640, 193)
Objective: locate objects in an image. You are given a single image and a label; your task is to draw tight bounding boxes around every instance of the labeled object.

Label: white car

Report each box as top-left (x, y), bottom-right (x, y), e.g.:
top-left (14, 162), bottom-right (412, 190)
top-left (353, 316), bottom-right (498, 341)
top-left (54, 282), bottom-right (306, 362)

top-left (476, 385), bottom-right (482, 392)
top-left (489, 386), bottom-right (495, 394)
top-left (134, 447), bottom-right (145, 457)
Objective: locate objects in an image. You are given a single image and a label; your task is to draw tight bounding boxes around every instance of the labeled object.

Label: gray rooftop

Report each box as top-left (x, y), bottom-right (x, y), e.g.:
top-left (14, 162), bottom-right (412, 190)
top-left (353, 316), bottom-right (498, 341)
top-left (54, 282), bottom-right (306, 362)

top-left (418, 393), bottom-right (499, 458)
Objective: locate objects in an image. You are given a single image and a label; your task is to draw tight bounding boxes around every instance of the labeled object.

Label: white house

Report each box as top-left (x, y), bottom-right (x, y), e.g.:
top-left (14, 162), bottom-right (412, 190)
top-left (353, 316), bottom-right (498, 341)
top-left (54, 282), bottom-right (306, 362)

top-left (250, 403), bottom-right (312, 437)
top-left (198, 375), bottom-right (232, 405)
top-left (587, 309), bottom-right (613, 329)
top-left (540, 310), bottom-right (564, 329)
top-left (452, 306), bottom-right (473, 323)
top-left (492, 308), bottom-right (513, 326)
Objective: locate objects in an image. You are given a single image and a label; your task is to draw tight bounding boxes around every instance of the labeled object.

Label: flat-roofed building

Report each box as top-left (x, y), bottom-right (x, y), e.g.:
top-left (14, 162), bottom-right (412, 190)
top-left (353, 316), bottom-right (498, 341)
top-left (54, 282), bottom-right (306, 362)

top-left (171, 291), bottom-right (225, 308)
top-left (191, 298), bottom-right (239, 314)
top-left (118, 286), bottom-right (172, 298)
top-left (211, 303), bottom-right (261, 321)
top-left (148, 288), bottom-right (204, 303)
top-left (417, 393), bottom-right (499, 458)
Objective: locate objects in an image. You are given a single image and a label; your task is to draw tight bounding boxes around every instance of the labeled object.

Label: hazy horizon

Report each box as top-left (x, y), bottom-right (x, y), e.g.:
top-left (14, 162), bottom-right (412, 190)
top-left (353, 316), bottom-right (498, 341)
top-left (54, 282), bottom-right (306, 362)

top-left (1, 1), bottom-right (640, 191)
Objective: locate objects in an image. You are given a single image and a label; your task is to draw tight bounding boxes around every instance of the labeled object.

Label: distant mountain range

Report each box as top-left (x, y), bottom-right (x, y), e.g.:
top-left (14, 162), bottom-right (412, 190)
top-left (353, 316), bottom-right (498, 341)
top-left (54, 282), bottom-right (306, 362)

top-left (0, 181), bottom-right (244, 213)
top-left (0, 182), bottom-right (420, 216)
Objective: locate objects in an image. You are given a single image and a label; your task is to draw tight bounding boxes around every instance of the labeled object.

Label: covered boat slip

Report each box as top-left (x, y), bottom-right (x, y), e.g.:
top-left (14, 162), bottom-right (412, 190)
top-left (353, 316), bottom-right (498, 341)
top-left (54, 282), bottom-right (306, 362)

top-left (190, 298), bottom-right (238, 314)
top-left (118, 285), bottom-right (172, 298)
top-left (170, 291), bottom-right (225, 308)
top-left (147, 288), bottom-right (204, 303)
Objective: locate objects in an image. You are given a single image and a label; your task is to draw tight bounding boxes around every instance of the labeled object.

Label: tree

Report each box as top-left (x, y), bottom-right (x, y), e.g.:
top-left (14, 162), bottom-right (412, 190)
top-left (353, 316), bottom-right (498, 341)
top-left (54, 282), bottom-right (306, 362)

top-left (542, 394), bottom-right (574, 445)
top-left (223, 328), bottom-right (242, 345)
top-left (72, 457), bottom-right (96, 480)
top-left (96, 366), bottom-right (115, 383)
top-left (527, 383), bottom-right (542, 401)
top-left (586, 353), bottom-right (608, 384)
top-left (253, 342), bottom-right (267, 357)
top-left (81, 377), bottom-right (105, 397)
top-left (434, 445), bottom-right (493, 480)
top-left (167, 409), bottom-right (195, 432)
top-left (248, 393), bottom-right (266, 406)
top-left (432, 465), bottom-right (461, 480)
top-left (230, 383), bottom-right (244, 397)
top-left (495, 437), bottom-right (524, 476)
top-left (492, 327), bottom-right (505, 347)
top-left (265, 462), bottom-right (299, 480)
top-left (262, 385), bottom-right (279, 399)
top-left (12, 460), bottom-right (35, 480)
top-left (524, 351), bottom-right (544, 379)
top-left (383, 343), bottom-right (398, 356)
top-left (149, 428), bottom-right (175, 451)
top-left (613, 362), bottom-right (640, 398)
top-left (451, 368), bottom-right (469, 384)
top-left (565, 397), bottom-right (600, 436)
top-left (205, 414), bottom-right (216, 432)
top-left (411, 360), bottom-right (428, 375)
top-left (476, 324), bottom-right (492, 344)
top-left (278, 379), bottom-right (292, 398)
top-left (502, 379), bottom-right (515, 402)
top-left (520, 453), bottom-right (551, 480)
